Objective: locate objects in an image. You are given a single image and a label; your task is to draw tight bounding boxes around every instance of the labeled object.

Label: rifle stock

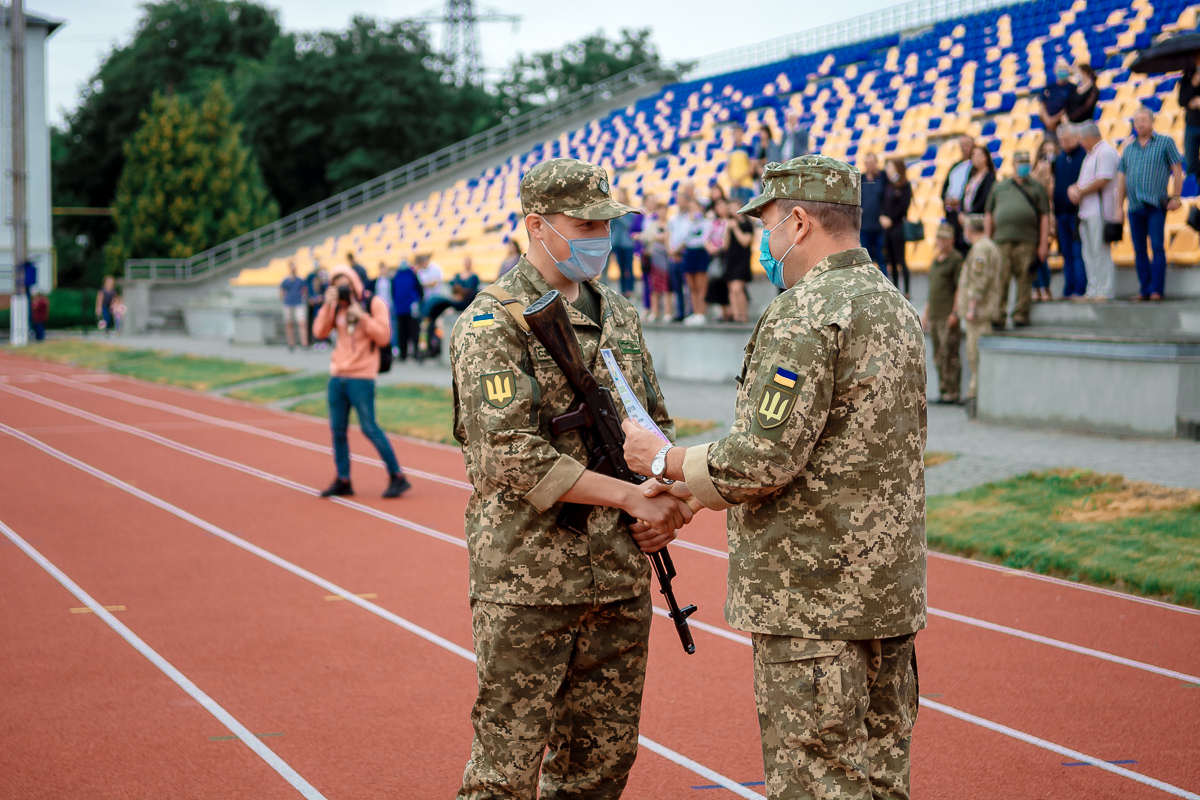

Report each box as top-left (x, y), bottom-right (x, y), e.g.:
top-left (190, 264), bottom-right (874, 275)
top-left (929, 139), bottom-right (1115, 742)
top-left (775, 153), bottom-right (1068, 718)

top-left (523, 290), bottom-right (697, 655)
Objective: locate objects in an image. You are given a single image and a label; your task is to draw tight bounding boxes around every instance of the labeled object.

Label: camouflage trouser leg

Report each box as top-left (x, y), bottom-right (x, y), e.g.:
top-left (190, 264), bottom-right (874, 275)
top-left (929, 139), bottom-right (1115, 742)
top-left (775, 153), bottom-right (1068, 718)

top-left (962, 320), bottom-right (990, 400)
top-left (996, 240), bottom-right (1038, 326)
top-left (457, 594), bottom-right (651, 800)
top-left (752, 633), bottom-right (919, 800)
top-left (929, 317), bottom-right (962, 402)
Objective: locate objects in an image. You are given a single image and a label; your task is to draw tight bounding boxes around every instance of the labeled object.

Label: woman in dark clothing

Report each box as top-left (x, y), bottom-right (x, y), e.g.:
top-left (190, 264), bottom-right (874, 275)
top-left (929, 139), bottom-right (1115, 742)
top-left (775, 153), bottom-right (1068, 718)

top-left (881, 157), bottom-right (913, 298)
top-left (1179, 54), bottom-right (1200, 179)
top-left (959, 145), bottom-right (996, 219)
top-left (1067, 63), bottom-right (1100, 123)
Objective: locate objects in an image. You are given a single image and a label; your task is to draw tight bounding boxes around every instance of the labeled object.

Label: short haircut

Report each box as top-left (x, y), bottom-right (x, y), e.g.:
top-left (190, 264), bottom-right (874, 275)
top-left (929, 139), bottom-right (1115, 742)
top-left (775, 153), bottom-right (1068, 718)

top-left (1134, 105), bottom-right (1156, 121)
top-left (965, 215), bottom-right (987, 234)
top-left (776, 198), bottom-right (862, 238)
top-left (1077, 120), bottom-right (1101, 139)
top-left (1057, 122), bottom-right (1076, 138)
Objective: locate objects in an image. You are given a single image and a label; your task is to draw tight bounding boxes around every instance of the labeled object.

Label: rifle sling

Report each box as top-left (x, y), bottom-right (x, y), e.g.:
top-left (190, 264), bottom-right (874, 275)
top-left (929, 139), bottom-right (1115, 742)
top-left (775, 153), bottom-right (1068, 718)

top-left (480, 285), bottom-right (530, 333)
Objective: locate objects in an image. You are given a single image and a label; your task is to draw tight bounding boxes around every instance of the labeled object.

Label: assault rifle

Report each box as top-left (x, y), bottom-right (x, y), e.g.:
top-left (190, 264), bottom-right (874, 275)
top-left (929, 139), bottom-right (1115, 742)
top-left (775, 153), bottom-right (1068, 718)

top-left (523, 289), bottom-right (697, 655)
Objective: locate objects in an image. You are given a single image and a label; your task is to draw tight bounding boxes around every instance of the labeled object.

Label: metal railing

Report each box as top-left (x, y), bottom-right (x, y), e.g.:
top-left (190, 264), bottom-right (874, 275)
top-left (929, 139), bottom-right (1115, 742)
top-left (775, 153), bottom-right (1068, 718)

top-left (126, 61), bottom-right (667, 282)
top-left (687, 0), bottom-right (1034, 80)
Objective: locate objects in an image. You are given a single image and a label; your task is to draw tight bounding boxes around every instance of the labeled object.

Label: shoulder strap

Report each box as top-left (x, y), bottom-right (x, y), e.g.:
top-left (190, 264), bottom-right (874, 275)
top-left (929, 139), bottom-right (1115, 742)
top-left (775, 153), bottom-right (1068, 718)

top-left (480, 284), bottom-right (529, 333)
top-left (1010, 179), bottom-right (1044, 218)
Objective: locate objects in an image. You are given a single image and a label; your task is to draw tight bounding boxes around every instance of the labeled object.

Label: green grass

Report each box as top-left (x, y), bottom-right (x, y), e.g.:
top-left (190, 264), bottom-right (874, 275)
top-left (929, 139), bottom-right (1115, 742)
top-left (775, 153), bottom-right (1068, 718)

top-left (675, 418), bottom-right (720, 439)
top-left (9, 338), bottom-right (292, 391)
top-left (291, 383), bottom-right (458, 444)
top-left (928, 469), bottom-right (1200, 607)
top-left (226, 373), bottom-right (331, 403)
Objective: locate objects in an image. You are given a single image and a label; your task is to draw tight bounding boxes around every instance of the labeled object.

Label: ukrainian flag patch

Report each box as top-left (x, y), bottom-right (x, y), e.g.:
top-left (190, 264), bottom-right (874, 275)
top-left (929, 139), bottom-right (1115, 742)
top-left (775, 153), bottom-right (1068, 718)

top-left (773, 367), bottom-right (798, 389)
top-left (471, 313), bottom-right (495, 329)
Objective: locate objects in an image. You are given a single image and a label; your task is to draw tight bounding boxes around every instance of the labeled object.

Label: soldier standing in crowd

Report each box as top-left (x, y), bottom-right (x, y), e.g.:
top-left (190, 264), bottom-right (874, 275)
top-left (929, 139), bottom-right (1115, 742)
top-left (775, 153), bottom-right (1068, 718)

top-left (958, 214), bottom-right (1004, 413)
top-left (623, 156), bottom-right (928, 800)
top-left (923, 222), bottom-right (965, 405)
top-left (985, 150), bottom-right (1050, 329)
top-left (449, 158), bottom-right (695, 800)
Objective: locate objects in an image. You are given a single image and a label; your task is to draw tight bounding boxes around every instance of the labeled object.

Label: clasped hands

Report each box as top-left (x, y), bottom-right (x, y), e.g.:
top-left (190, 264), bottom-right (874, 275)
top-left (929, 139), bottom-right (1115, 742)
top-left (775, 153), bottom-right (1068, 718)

top-left (620, 419), bottom-right (700, 554)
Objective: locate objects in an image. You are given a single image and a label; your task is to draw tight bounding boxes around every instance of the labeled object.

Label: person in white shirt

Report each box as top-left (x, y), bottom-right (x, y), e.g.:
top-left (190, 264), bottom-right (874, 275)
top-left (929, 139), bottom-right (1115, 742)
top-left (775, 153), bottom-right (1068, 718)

top-left (679, 197), bottom-right (713, 324)
top-left (667, 197), bottom-right (695, 322)
top-left (942, 134), bottom-right (977, 252)
top-left (780, 108), bottom-right (810, 162)
top-left (1068, 122), bottom-right (1120, 301)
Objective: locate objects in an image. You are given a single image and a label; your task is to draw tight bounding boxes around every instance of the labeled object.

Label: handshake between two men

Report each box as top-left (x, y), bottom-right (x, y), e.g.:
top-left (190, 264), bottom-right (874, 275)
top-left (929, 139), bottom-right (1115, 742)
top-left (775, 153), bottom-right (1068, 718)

top-left (619, 419), bottom-right (699, 554)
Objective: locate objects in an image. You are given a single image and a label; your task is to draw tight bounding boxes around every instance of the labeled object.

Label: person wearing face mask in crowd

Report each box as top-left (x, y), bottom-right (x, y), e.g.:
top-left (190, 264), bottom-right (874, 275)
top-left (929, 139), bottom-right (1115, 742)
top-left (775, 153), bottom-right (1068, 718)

top-left (622, 155), bottom-right (928, 800)
top-left (448, 158), bottom-right (694, 800)
top-left (984, 151), bottom-right (1050, 328)
top-left (1039, 58), bottom-right (1079, 144)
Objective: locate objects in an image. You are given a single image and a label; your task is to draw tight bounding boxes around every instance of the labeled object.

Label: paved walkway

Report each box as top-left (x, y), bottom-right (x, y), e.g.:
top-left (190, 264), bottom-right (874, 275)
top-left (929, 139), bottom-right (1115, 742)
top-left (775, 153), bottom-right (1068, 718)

top-left (100, 332), bottom-right (1200, 493)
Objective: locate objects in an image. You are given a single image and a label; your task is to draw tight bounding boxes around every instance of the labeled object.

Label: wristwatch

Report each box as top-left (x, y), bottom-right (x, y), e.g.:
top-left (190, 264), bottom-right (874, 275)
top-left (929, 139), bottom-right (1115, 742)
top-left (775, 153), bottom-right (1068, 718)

top-left (650, 444), bottom-right (675, 485)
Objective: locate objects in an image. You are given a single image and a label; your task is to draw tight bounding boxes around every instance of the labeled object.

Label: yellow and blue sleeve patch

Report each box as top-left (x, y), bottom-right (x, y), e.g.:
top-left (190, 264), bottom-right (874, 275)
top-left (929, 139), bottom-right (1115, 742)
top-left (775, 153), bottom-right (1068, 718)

top-left (772, 367), bottom-right (798, 389)
top-left (471, 313), bottom-right (495, 329)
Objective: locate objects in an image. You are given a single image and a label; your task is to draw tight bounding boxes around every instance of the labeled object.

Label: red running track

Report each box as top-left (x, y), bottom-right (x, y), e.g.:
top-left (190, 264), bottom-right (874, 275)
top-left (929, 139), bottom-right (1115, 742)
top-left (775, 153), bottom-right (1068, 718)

top-left (1, 353), bottom-right (1198, 800)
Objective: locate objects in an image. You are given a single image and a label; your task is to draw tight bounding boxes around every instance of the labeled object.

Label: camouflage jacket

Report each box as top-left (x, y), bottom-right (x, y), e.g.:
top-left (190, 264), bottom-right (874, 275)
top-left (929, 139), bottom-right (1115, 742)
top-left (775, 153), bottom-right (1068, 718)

top-left (956, 236), bottom-right (1004, 322)
top-left (682, 248), bottom-right (928, 640)
top-left (450, 257), bottom-right (675, 606)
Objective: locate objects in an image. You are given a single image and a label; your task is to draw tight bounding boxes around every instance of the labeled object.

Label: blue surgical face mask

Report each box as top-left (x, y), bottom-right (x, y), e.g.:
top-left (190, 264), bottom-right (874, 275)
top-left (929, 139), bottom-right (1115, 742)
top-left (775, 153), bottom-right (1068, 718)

top-left (1016, 163), bottom-right (1032, 178)
top-left (759, 214), bottom-right (796, 290)
top-left (1056, 68), bottom-right (1071, 81)
top-left (540, 216), bottom-right (612, 282)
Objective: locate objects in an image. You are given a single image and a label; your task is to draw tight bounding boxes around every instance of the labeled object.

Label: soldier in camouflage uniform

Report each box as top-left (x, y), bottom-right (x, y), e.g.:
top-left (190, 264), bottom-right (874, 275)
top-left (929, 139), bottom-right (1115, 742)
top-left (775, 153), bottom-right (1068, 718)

top-left (449, 157), bottom-right (694, 800)
top-left (623, 156), bottom-right (928, 800)
top-left (922, 222), bottom-right (965, 404)
top-left (957, 214), bottom-right (1004, 404)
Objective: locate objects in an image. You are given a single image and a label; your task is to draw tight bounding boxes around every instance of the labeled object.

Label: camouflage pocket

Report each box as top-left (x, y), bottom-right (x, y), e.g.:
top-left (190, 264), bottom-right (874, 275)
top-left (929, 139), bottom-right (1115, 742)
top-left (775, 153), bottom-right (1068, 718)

top-left (754, 635), bottom-right (865, 753)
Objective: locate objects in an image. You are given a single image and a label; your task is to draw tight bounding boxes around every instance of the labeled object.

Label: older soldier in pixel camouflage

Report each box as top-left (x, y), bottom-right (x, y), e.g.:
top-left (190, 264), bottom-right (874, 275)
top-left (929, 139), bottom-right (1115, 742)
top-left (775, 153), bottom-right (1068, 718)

top-left (623, 155), bottom-right (928, 800)
top-left (450, 157), bottom-right (693, 800)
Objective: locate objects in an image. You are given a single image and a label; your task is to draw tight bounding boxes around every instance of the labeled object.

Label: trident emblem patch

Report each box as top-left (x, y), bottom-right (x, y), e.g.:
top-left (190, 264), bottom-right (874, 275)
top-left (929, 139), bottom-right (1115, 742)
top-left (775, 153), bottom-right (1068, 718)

top-left (481, 370), bottom-right (515, 409)
top-left (756, 383), bottom-right (796, 430)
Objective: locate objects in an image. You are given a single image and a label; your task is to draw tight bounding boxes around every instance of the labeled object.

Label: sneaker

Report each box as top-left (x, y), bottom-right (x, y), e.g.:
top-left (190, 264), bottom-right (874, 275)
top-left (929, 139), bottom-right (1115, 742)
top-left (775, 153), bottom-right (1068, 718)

top-left (383, 473), bottom-right (411, 499)
top-left (319, 478), bottom-right (353, 497)
top-left (683, 313), bottom-right (706, 326)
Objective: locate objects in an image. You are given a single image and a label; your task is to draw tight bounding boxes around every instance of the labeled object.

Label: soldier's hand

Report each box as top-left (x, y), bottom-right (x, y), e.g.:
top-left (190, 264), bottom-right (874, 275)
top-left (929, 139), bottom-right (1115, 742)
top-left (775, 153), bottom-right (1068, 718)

top-left (621, 418), bottom-right (664, 477)
top-left (625, 491), bottom-right (692, 540)
top-left (629, 518), bottom-right (677, 553)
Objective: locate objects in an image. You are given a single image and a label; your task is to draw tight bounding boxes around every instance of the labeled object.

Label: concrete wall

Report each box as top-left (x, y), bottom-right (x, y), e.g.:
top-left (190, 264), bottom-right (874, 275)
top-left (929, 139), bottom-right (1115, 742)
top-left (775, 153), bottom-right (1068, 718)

top-left (978, 335), bottom-right (1200, 438)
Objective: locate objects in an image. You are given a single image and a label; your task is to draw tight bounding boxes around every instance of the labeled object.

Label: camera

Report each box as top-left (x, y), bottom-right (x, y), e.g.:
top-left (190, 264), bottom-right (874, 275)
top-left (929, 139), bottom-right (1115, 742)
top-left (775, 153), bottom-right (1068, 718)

top-left (337, 284), bottom-right (351, 303)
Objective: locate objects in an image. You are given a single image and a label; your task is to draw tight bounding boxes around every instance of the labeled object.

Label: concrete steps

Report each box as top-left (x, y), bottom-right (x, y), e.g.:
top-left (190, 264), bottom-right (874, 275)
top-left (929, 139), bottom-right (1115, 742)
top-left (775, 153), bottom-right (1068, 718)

top-left (1029, 300), bottom-right (1200, 334)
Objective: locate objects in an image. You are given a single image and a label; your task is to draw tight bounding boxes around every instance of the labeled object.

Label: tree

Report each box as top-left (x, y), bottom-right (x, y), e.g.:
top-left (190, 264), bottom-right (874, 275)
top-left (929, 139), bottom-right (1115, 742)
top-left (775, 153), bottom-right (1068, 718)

top-left (105, 83), bottom-right (278, 272)
top-left (53, 0), bottom-right (282, 285)
top-left (497, 28), bottom-right (683, 117)
top-left (236, 16), bottom-right (502, 215)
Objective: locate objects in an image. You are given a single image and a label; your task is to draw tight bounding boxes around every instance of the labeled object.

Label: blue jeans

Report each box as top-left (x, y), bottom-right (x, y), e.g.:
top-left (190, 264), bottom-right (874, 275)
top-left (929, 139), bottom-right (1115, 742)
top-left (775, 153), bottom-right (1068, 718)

top-left (612, 246), bottom-right (635, 295)
top-left (669, 258), bottom-right (688, 319)
top-left (1128, 204), bottom-right (1168, 298)
top-left (327, 376), bottom-right (401, 480)
top-left (1185, 124), bottom-right (1200, 179)
top-left (860, 229), bottom-right (886, 272)
top-left (1056, 214), bottom-right (1085, 296)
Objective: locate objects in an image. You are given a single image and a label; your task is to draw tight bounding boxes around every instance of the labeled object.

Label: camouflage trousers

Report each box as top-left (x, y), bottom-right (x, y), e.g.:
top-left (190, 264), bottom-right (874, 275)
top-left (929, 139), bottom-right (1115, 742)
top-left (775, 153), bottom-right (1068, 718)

top-left (962, 319), bottom-right (992, 400)
top-left (457, 594), bottom-right (651, 800)
top-left (929, 316), bottom-right (962, 402)
top-left (995, 240), bottom-right (1038, 326)
top-left (752, 633), bottom-right (919, 800)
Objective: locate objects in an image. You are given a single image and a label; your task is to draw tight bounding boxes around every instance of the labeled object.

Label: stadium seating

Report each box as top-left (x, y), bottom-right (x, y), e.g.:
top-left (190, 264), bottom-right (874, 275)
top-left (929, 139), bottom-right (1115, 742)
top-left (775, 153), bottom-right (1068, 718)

top-left (233, 0), bottom-right (1200, 287)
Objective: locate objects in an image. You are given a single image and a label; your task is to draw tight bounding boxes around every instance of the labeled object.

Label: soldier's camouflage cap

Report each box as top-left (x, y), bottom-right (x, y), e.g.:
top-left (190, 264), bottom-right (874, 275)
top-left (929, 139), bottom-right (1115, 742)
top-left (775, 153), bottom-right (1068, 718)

top-left (738, 154), bottom-right (861, 218)
top-left (520, 158), bottom-right (639, 220)
top-left (936, 221), bottom-right (955, 238)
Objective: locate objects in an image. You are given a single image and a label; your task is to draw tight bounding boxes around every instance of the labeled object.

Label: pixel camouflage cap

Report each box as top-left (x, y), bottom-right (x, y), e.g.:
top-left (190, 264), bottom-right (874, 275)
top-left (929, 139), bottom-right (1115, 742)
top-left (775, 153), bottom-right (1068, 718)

top-left (520, 158), bottom-right (639, 220)
top-left (737, 154), bottom-right (862, 218)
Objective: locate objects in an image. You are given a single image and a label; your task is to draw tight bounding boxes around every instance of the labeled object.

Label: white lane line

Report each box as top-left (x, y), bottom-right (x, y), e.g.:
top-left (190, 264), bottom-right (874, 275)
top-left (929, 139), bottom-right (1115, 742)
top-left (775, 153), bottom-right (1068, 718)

top-left (921, 699), bottom-right (1200, 800)
top-left (927, 551), bottom-right (1200, 617)
top-left (25, 370), bottom-right (473, 491)
top-left (7, 382), bottom-right (1196, 689)
top-left (25, 367), bottom-right (1200, 622)
top-left (0, 518), bottom-right (328, 800)
top-left (0, 421), bottom-right (763, 799)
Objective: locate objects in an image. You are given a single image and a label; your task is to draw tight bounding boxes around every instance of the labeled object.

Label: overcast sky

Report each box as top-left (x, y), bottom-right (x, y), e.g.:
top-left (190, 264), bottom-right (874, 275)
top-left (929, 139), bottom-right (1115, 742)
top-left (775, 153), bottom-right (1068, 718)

top-left (34, 0), bottom-right (902, 127)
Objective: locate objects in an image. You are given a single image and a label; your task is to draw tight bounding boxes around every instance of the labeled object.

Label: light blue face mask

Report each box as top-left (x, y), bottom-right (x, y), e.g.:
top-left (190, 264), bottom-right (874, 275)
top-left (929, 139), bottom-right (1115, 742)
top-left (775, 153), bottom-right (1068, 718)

top-left (1016, 163), bottom-right (1032, 178)
top-left (759, 214), bottom-right (796, 289)
top-left (540, 217), bottom-right (612, 282)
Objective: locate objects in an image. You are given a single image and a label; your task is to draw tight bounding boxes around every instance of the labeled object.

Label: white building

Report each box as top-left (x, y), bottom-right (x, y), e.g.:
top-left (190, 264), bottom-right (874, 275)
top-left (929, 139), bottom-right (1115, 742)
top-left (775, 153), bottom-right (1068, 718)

top-left (0, 7), bottom-right (61, 297)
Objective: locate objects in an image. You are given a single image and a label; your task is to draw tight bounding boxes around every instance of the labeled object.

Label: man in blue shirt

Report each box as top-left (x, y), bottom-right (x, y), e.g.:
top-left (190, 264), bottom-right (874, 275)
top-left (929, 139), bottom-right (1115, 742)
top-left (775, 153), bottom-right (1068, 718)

top-left (279, 260), bottom-right (308, 350)
top-left (1053, 125), bottom-right (1087, 297)
top-left (1039, 59), bottom-right (1077, 143)
top-left (858, 152), bottom-right (889, 272)
top-left (389, 260), bottom-right (423, 361)
top-left (1117, 106), bottom-right (1185, 300)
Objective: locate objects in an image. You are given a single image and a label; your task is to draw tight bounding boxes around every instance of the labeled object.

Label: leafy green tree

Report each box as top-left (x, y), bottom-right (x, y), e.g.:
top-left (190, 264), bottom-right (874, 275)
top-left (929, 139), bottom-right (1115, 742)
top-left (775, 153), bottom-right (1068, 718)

top-left (53, 0), bottom-right (281, 284)
top-left (104, 83), bottom-right (278, 271)
top-left (497, 28), bottom-right (683, 117)
top-left (236, 16), bottom-right (501, 215)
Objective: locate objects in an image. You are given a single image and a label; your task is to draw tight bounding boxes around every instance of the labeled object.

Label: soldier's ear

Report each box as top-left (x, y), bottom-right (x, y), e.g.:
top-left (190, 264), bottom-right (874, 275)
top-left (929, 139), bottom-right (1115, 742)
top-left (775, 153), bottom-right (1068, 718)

top-left (525, 214), bottom-right (545, 240)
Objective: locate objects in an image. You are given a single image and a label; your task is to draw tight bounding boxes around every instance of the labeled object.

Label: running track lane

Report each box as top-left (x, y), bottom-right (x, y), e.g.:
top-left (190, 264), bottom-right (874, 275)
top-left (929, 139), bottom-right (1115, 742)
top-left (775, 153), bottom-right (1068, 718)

top-left (0, 414), bottom-right (767, 799)
top-left (2, 393), bottom-right (1200, 800)
top-left (7, 362), bottom-right (1200, 796)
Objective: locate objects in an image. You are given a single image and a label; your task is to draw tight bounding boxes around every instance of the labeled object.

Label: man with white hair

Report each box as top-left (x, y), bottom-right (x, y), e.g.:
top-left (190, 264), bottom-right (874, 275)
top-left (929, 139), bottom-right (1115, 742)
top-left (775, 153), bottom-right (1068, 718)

top-left (1116, 105), bottom-right (1185, 301)
top-left (1068, 121), bottom-right (1120, 301)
